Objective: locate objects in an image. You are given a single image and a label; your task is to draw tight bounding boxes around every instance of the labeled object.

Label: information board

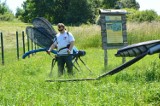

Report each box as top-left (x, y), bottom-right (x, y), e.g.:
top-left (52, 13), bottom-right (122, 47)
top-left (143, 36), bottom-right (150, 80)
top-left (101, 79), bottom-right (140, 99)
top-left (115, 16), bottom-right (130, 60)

top-left (105, 16), bottom-right (123, 44)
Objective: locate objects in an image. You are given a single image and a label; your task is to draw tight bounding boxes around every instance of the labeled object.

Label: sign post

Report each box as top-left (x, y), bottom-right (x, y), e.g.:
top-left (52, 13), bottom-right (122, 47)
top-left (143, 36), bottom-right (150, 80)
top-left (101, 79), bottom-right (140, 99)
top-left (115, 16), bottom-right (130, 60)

top-left (99, 9), bottom-right (128, 69)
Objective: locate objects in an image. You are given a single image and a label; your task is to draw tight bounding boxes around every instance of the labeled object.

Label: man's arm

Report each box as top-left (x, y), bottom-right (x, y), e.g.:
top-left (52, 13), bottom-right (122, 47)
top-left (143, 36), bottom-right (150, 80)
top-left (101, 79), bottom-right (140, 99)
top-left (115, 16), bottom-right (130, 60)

top-left (67, 41), bottom-right (74, 54)
top-left (47, 44), bottom-right (56, 55)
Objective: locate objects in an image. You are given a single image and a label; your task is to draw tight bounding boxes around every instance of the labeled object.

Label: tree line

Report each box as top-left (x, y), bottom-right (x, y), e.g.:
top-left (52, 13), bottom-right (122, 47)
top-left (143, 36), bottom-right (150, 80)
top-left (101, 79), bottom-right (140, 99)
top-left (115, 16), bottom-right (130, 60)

top-left (0, 0), bottom-right (159, 25)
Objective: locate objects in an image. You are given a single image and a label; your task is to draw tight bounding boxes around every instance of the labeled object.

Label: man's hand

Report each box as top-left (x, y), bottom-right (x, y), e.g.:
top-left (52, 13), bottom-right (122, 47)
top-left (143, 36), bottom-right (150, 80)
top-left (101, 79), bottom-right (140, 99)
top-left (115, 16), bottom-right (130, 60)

top-left (67, 49), bottom-right (71, 54)
top-left (46, 50), bottom-right (51, 55)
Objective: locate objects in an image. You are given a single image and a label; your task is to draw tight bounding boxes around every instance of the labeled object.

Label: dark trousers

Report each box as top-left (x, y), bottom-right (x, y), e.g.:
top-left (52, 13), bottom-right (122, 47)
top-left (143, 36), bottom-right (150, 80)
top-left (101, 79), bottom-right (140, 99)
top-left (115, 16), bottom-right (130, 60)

top-left (57, 55), bottom-right (73, 76)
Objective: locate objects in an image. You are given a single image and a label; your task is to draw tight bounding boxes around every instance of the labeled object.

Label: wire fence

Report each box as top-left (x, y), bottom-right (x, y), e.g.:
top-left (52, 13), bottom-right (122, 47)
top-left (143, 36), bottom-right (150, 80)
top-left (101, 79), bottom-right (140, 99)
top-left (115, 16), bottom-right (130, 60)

top-left (0, 31), bottom-right (38, 65)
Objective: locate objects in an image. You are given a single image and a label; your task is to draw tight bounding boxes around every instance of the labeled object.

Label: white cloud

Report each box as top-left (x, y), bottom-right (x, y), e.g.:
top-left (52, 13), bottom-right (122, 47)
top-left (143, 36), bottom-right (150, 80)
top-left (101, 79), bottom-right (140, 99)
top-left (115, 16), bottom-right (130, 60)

top-left (137, 0), bottom-right (160, 15)
top-left (1, 0), bottom-right (25, 14)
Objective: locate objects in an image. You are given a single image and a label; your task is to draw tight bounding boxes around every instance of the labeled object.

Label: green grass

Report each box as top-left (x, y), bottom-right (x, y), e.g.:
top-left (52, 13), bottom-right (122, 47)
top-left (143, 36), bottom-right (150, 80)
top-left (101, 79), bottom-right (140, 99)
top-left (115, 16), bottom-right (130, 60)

top-left (1, 48), bottom-right (160, 105)
top-left (0, 21), bottom-right (160, 105)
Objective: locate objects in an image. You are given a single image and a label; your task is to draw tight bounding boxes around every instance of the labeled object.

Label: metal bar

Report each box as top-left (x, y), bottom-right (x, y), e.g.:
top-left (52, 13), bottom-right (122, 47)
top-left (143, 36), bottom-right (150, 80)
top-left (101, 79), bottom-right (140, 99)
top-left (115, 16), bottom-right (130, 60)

top-left (34, 42), bottom-right (37, 52)
top-left (46, 78), bottom-right (97, 82)
top-left (1, 32), bottom-right (4, 65)
top-left (31, 40), bottom-right (34, 55)
top-left (16, 31), bottom-right (19, 60)
top-left (22, 31), bottom-right (25, 54)
top-left (27, 34), bottom-right (30, 58)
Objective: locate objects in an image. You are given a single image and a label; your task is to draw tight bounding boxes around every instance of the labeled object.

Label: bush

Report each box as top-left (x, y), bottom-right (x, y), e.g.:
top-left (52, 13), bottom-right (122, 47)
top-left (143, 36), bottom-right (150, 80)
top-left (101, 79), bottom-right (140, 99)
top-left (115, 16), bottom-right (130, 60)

top-left (126, 9), bottom-right (158, 22)
top-left (0, 12), bottom-right (15, 21)
top-left (156, 16), bottom-right (160, 21)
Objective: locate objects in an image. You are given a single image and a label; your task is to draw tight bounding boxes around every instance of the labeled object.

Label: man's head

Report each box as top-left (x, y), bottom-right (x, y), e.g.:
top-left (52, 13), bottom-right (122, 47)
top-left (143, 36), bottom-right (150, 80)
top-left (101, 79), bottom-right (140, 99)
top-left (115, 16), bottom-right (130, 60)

top-left (57, 23), bottom-right (65, 32)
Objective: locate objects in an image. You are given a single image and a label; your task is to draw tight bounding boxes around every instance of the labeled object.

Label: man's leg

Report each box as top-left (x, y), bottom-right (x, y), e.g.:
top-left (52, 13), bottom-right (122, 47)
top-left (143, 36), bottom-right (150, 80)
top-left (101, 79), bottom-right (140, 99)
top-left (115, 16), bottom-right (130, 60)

top-left (57, 56), bottom-right (65, 76)
top-left (65, 55), bottom-right (73, 75)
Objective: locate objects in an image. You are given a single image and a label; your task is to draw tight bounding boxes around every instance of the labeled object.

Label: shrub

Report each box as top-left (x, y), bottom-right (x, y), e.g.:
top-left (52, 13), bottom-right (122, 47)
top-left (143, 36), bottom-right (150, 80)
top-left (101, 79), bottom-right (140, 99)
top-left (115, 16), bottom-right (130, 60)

top-left (126, 9), bottom-right (158, 22)
top-left (156, 16), bottom-right (160, 21)
top-left (0, 12), bottom-right (14, 21)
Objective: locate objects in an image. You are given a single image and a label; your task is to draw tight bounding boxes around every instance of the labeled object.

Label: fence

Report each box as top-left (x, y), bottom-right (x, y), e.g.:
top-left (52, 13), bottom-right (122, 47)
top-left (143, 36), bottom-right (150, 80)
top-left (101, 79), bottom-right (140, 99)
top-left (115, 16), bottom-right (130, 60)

top-left (0, 31), bottom-right (38, 65)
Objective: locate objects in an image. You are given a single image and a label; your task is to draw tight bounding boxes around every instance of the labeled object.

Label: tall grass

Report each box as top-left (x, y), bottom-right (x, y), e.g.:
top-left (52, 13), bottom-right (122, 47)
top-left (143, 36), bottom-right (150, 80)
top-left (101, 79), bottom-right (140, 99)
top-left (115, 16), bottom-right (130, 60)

top-left (66, 24), bottom-right (101, 48)
top-left (127, 21), bottom-right (160, 44)
top-left (0, 21), bottom-right (31, 49)
top-left (0, 21), bottom-right (160, 105)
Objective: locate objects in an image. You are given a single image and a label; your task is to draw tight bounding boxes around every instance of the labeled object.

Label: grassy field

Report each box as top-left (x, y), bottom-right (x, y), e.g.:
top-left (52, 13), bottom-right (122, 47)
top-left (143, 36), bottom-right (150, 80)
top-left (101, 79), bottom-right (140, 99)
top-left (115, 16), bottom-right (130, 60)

top-left (0, 21), bottom-right (160, 105)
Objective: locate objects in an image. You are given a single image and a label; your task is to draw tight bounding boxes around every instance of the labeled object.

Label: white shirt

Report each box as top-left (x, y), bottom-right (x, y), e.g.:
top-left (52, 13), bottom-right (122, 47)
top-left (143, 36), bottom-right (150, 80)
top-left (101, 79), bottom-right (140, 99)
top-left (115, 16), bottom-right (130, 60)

top-left (53, 31), bottom-right (75, 54)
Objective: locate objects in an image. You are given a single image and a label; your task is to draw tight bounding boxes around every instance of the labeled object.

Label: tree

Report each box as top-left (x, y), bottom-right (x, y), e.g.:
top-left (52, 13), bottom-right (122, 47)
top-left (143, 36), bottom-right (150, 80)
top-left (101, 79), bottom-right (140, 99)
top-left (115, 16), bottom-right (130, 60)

top-left (119, 0), bottom-right (140, 10)
top-left (0, 1), bottom-right (14, 21)
top-left (15, 7), bottom-right (24, 20)
top-left (102, 0), bottom-right (118, 9)
top-left (65, 0), bottom-right (95, 25)
top-left (0, 1), bottom-right (8, 14)
top-left (19, 0), bottom-right (99, 25)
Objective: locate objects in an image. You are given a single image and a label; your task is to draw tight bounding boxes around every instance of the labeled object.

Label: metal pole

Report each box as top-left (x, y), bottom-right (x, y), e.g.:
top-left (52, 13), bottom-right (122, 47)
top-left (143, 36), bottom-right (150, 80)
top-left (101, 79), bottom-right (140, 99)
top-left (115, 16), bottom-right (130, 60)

top-left (122, 57), bottom-right (126, 63)
top-left (16, 31), bottom-right (19, 60)
top-left (22, 31), bottom-right (25, 54)
top-left (31, 40), bottom-right (34, 55)
top-left (34, 43), bottom-right (37, 54)
top-left (1, 32), bottom-right (4, 65)
top-left (27, 34), bottom-right (30, 58)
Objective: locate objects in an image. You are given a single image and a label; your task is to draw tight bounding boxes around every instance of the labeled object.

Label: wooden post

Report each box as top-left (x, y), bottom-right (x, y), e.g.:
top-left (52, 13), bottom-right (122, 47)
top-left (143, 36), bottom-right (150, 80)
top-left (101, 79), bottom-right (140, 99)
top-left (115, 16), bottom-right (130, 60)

top-left (1, 32), bottom-right (4, 65)
top-left (104, 49), bottom-right (108, 69)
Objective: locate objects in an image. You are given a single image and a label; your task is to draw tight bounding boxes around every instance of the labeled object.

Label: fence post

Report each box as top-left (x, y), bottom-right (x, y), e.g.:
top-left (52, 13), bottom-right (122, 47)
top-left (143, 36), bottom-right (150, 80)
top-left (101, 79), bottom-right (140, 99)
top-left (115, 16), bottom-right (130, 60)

top-left (27, 34), bottom-right (30, 58)
top-left (22, 31), bottom-right (25, 54)
top-left (16, 31), bottom-right (19, 60)
top-left (34, 43), bottom-right (37, 51)
top-left (31, 40), bottom-right (34, 55)
top-left (1, 32), bottom-right (4, 65)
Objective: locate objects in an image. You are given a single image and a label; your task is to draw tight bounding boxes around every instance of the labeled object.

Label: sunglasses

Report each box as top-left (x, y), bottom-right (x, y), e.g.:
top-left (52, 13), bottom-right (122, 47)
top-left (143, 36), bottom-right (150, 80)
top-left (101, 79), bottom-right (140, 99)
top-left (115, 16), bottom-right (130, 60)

top-left (58, 26), bottom-right (63, 28)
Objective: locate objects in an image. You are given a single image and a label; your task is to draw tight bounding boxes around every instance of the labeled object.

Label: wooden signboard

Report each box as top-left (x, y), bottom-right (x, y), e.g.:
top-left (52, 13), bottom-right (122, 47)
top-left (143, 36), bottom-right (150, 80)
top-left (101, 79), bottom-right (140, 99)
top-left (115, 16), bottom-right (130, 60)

top-left (99, 9), bottom-right (128, 49)
top-left (99, 9), bottom-right (128, 68)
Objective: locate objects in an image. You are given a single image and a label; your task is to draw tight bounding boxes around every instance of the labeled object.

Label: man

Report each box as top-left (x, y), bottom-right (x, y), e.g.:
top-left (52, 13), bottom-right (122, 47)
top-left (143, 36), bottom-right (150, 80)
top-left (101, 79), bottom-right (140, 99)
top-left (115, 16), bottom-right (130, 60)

top-left (47, 23), bottom-right (75, 76)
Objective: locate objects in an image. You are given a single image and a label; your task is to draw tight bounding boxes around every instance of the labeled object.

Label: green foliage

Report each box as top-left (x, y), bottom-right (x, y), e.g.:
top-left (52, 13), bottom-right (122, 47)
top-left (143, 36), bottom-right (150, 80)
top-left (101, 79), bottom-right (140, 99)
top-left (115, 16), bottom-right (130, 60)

top-left (144, 61), bottom-right (160, 82)
top-left (0, 12), bottom-right (14, 21)
top-left (127, 9), bottom-right (158, 22)
top-left (102, 0), bottom-right (139, 9)
top-left (102, 0), bottom-right (118, 9)
top-left (0, 1), bottom-right (14, 21)
top-left (14, 0), bottom-right (159, 24)
top-left (65, 0), bottom-right (93, 25)
top-left (156, 15), bottom-right (160, 21)
top-left (146, 92), bottom-right (160, 105)
top-left (119, 0), bottom-right (140, 10)
top-left (19, 0), bottom-right (100, 25)
top-left (15, 8), bottom-right (24, 20)
top-left (0, 2), bottom-right (8, 14)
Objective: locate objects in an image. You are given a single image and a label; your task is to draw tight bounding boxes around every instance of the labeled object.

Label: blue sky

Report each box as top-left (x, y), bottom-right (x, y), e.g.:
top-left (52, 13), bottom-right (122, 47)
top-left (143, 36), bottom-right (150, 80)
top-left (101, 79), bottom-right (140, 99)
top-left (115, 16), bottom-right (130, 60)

top-left (1, 0), bottom-right (160, 15)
